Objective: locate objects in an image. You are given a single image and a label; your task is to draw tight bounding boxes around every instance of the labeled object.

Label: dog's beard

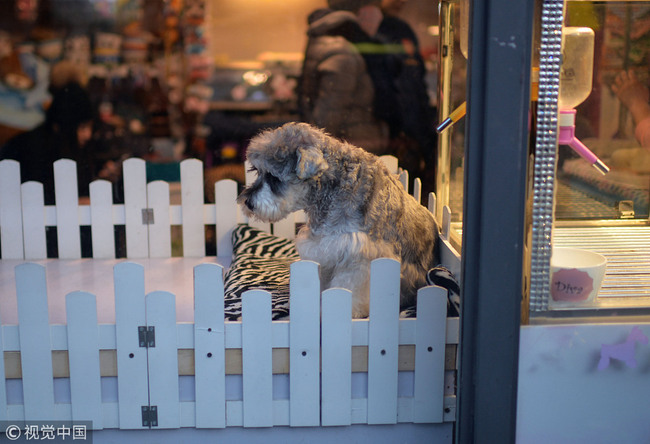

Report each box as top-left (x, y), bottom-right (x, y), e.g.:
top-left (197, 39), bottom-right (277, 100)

top-left (239, 182), bottom-right (294, 223)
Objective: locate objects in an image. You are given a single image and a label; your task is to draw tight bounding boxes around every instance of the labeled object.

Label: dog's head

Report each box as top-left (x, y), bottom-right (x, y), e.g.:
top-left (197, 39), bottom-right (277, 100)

top-left (237, 122), bottom-right (330, 222)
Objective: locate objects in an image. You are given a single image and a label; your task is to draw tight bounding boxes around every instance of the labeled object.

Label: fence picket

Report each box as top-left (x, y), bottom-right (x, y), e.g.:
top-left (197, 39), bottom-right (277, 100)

top-left (147, 181), bottom-right (172, 257)
top-left (54, 159), bottom-right (81, 259)
top-left (123, 158), bottom-right (149, 258)
top-left (215, 179), bottom-right (237, 257)
top-left (193, 263), bottom-right (226, 428)
top-left (248, 217), bottom-right (270, 233)
top-left (413, 177), bottom-right (422, 204)
top-left (15, 263), bottom-right (55, 420)
top-left (66, 291), bottom-right (103, 428)
top-left (442, 205), bottom-right (452, 239)
top-left (0, 159), bottom-right (24, 259)
top-left (413, 285), bottom-right (448, 423)
top-left (428, 192), bottom-right (437, 216)
top-left (244, 160), bottom-right (270, 233)
top-left (399, 170), bottom-right (409, 192)
top-left (145, 291), bottom-right (180, 429)
top-left (244, 160), bottom-right (255, 186)
top-left (21, 182), bottom-right (47, 259)
top-left (114, 262), bottom-right (149, 429)
top-left (289, 261), bottom-right (321, 426)
top-left (242, 290), bottom-right (273, 427)
top-left (380, 155), bottom-right (399, 174)
top-left (181, 159), bottom-right (205, 257)
top-left (89, 180), bottom-right (115, 258)
top-left (273, 214), bottom-right (296, 240)
top-left (321, 288), bottom-right (352, 426)
top-left (367, 258), bottom-right (401, 424)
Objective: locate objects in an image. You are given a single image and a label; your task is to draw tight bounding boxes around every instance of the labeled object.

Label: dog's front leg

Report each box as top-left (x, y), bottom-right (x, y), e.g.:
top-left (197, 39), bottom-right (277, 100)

top-left (297, 230), bottom-right (376, 318)
top-left (328, 261), bottom-right (372, 318)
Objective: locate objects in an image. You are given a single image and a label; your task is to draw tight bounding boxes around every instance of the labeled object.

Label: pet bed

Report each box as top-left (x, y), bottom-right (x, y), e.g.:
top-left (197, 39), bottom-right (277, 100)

top-left (223, 224), bottom-right (300, 320)
top-left (223, 224), bottom-right (460, 320)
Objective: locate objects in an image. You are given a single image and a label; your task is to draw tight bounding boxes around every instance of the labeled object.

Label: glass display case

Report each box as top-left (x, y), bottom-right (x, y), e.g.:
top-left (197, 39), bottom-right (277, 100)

top-left (556, 2), bottom-right (650, 222)
top-left (437, 0), bottom-right (650, 320)
top-left (531, 0), bottom-right (650, 319)
top-left (453, 1), bottom-right (650, 441)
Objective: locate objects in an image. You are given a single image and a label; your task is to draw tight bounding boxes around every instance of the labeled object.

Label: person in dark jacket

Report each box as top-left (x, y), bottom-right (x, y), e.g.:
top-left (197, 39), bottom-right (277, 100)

top-left (0, 81), bottom-right (124, 257)
top-left (299, 0), bottom-right (390, 154)
top-left (377, 0), bottom-right (438, 194)
top-left (1, 81), bottom-right (98, 205)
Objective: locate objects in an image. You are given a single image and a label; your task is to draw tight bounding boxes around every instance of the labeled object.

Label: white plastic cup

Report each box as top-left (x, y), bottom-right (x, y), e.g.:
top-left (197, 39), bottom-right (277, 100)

top-left (549, 247), bottom-right (607, 308)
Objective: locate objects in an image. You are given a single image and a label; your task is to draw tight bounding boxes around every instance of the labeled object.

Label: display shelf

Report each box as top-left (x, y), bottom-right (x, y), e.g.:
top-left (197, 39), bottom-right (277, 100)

top-left (551, 225), bottom-right (650, 310)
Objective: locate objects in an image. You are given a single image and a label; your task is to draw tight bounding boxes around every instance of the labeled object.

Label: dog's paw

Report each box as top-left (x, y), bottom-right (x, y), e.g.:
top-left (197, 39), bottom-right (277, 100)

top-left (351, 304), bottom-right (369, 319)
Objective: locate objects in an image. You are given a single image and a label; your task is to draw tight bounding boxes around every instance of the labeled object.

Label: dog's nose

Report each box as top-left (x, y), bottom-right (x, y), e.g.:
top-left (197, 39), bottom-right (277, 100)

top-left (245, 199), bottom-right (254, 211)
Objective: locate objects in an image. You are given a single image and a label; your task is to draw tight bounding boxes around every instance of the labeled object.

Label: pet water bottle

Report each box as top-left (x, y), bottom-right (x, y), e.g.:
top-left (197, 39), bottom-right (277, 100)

top-left (558, 26), bottom-right (609, 174)
top-left (559, 27), bottom-right (595, 110)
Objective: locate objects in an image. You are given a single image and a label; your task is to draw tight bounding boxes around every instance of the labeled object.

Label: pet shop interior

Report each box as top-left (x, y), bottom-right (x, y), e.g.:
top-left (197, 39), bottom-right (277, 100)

top-left (0, 0), bottom-right (649, 442)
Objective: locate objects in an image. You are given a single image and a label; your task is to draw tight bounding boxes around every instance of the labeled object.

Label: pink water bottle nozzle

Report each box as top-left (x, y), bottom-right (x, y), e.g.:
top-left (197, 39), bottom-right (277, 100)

top-left (559, 110), bottom-right (609, 175)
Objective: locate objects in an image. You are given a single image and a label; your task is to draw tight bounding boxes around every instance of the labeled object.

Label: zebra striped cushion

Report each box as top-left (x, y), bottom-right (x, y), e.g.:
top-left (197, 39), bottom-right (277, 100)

top-left (398, 266), bottom-right (461, 318)
top-left (223, 224), bottom-right (299, 320)
top-left (222, 224), bottom-right (459, 320)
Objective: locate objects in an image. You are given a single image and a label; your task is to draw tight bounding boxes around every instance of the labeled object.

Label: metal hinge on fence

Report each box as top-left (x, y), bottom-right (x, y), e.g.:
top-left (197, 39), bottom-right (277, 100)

top-left (141, 208), bottom-right (154, 225)
top-left (141, 405), bottom-right (158, 427)
top-left (138, 326), bottom-right (155, 347)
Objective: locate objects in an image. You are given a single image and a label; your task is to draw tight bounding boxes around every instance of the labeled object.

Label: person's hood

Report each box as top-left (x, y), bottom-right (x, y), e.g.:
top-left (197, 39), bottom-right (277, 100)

top-left (307, 8), bottom-right (334, 25)
top-left (307, 9), bottom-right (362, 39)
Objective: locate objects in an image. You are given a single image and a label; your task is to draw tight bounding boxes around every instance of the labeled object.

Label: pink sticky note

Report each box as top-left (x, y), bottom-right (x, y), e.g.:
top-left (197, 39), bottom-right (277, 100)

top-left (551, 268), bottom-right (594, 302)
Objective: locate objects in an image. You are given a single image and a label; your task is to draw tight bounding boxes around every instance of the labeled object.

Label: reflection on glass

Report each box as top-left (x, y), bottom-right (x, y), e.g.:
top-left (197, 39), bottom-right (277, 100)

top-left (538, 2), bottom-right (650, 320)
top-left (556, 2), bottom-right (650, 221)
top-left (436, 0), bottom-right (466, 250)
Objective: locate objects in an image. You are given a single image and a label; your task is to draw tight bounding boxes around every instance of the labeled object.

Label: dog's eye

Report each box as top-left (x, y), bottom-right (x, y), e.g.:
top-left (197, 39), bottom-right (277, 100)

top-left (265, 172), bottom-right (285, 195)
top-left (247, 166), bottom-right (258, 173)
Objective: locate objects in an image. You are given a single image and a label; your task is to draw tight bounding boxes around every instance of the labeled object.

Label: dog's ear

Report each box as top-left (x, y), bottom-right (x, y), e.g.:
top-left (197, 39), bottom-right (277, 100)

top-left (296, 146), bottom-right (328, 179)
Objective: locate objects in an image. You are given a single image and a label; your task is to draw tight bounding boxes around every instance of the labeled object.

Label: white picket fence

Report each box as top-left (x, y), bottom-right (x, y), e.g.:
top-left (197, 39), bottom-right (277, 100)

top-left (0, 157), bottom-right (458, 432)
top-left (1, 157), bottom-right (240, 260)
top-left (0, 156), bottom-right (411, 261)
top-left (0, 259), bottom-right (457, 429)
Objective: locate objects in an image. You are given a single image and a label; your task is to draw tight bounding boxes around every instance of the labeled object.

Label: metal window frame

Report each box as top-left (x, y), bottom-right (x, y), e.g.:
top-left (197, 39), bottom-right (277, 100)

top-left (456, 0), bottom-right (535, 442)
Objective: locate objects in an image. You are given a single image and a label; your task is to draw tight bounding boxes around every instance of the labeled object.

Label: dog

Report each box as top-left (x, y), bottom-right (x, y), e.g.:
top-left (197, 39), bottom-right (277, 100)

top-left (237, 122), bottom-right (438, 318)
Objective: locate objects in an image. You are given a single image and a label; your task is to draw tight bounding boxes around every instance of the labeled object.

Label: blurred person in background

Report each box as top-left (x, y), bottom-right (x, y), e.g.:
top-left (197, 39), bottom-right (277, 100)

top-left (1, 81), bottom-right (99, 204)
top-left (299, 0), bottom-right (390, 154)
top-left (612, 69), bottom-right (650, 151)
top-left (0, 81), bottom-right (121, 256)
top-left (378, 0), bottom-right (438, 194)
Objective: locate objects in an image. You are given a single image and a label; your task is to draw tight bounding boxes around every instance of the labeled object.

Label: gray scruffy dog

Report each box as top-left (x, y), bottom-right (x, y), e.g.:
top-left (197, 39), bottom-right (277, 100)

top-left (238, 122), bottom-right (438, 318)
